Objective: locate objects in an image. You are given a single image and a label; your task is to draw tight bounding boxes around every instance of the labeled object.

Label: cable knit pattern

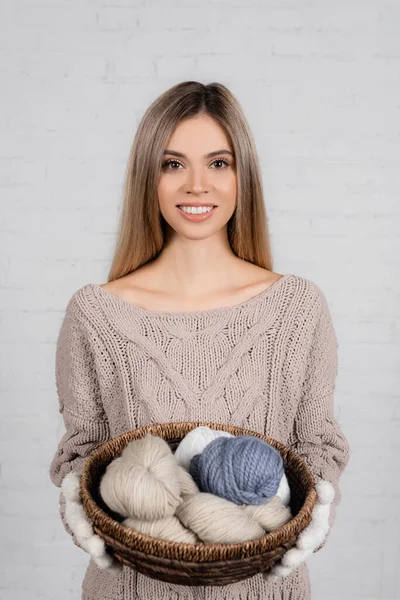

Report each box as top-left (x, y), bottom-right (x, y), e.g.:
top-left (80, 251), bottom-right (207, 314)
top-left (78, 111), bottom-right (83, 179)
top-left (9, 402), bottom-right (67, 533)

top-left (49, 273), bottom-right (350, 600)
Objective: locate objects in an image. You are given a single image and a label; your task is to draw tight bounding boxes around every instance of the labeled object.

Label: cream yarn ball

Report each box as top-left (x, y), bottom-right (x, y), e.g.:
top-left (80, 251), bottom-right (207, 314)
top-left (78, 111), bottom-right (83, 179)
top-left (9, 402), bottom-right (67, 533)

top-left (176, 492), bottom-right (292, 544)
top-left (177, 464), bottom-right (200, 498)
top-left (243, 496), bottom-right (292, 531)
top-left (122, 515), bottom-right (200, 544)
top-left (176, 492), bottom-right (265, 544)
top-left (99, 433), bottom-right (182, 521)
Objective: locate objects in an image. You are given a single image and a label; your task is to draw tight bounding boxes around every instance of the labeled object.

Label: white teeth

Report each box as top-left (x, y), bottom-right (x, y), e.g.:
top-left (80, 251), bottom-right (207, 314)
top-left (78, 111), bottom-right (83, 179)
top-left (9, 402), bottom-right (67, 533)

top-left (179, 206), bottom-right (214, 214)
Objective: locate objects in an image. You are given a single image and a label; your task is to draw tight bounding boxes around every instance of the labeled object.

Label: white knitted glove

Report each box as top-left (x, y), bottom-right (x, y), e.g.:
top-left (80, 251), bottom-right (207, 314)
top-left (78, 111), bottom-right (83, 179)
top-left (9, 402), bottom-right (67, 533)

top-left (262, 478), bottom-right (335, 583)
top-left (61, 471), bottom-right (122, 573)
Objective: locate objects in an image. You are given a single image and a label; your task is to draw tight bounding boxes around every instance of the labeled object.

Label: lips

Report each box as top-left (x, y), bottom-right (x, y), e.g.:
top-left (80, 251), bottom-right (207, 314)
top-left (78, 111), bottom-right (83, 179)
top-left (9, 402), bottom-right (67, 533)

top-left (176, 205), bottom-right (217, 222)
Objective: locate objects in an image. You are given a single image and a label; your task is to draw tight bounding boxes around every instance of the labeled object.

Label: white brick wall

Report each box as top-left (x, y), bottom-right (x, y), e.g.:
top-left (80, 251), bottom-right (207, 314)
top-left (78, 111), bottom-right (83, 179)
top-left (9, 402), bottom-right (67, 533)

top-left (1, 0), bottom-right (399, 598)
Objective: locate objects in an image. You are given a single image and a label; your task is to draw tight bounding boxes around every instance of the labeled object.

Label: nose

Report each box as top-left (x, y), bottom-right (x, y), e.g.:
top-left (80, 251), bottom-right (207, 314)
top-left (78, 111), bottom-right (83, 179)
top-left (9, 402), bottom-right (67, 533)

top-left (184, 166), bottom-right (209, 195)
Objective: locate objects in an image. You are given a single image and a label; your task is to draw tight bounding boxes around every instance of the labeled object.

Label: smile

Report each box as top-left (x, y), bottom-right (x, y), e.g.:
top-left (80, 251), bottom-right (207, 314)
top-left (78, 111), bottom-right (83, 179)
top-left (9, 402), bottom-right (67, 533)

top-left (177, 205), bottom-right (217, 222)
top-left (178, 205), bottom-right (215, 214)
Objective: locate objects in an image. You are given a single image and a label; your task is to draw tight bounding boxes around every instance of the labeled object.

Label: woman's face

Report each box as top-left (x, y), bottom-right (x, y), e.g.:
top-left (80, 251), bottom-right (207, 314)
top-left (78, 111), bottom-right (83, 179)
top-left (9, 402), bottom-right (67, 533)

top-left (157, 114), bottom-right (237, 241)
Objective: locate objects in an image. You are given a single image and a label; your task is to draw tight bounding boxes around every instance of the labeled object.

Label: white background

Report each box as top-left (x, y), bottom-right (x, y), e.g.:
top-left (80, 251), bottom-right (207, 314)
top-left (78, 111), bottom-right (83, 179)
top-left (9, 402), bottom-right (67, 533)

top-left (1, 0), bottom-right (399, 599)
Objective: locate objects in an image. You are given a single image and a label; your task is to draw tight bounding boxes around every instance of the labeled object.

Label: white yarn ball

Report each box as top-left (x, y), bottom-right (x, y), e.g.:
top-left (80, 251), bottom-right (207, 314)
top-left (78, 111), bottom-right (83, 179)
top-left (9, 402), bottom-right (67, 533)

top-left (174, 426), bottom-right (234, 471)
top-left (276, 472), bottom-right (291, 507)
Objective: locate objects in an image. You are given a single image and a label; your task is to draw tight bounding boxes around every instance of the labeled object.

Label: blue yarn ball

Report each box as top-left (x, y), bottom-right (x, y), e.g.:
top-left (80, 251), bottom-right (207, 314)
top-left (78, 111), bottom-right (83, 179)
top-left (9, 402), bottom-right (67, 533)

top-left (189, 435), bottom-right (284, 505)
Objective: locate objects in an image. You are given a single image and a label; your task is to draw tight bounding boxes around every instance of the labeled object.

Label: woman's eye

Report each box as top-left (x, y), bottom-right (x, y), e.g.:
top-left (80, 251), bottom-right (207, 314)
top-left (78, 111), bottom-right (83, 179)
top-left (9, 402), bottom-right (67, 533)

top-left (161, 158), bottom-right (230, 171)
top-left (211, 159), bottom-right (230, 168)
top-left (162, 160), bottom-right (182, 170)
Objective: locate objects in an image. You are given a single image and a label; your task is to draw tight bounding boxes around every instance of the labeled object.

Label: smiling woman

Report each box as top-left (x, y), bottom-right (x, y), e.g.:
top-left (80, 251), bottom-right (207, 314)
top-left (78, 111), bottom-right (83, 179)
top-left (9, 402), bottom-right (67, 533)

top-left (101, 80), bottom-right (273, 288)
top-left (49, 81), bottom-right (350, 600)
top-left (149, 117), bottom-right (238, 252)
top-left (157, 115), bottom-right (237, 231)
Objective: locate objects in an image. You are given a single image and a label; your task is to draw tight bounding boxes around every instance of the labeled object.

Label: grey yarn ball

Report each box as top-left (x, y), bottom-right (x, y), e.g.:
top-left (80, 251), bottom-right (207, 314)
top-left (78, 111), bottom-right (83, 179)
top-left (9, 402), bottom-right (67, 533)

top-left (189, 435), bottom-right (284, 505)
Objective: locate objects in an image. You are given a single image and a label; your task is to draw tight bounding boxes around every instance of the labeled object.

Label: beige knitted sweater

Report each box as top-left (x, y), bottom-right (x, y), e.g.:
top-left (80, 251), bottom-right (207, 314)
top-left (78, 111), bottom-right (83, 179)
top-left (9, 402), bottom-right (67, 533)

top-left (49, 273), bottom-right (350, 600)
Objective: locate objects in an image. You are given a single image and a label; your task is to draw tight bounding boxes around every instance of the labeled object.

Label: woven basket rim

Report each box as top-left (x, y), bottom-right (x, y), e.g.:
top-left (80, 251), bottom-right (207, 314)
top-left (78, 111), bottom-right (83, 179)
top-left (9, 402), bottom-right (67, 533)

top-left (81, 421), bottom-right (317, 562)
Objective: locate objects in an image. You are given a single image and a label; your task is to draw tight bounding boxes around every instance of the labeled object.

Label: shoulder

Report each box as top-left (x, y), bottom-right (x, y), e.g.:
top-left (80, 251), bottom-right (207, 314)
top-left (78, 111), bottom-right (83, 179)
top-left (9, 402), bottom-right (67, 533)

top-left (288, 273), bottom-right (330, 307)
top-left (285, 274), bottom-right (335, 337)
top-left (60, 283), bottom-right (99, 329)
top-left (280, 275), bottom-right (338, 371)
top-left (58, 284), bottom-right (116, 359)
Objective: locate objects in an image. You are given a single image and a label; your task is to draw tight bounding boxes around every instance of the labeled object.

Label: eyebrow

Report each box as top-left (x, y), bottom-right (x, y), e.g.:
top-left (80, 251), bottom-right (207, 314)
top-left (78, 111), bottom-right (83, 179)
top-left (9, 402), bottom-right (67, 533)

top-left (163, 149), bottom-right (234, 159)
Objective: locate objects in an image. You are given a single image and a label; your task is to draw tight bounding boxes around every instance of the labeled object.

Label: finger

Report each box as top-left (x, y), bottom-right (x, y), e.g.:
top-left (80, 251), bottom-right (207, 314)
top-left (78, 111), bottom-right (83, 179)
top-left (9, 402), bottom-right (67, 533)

top-left (281, 546), bottom-right (313, 569)
top-left (297, 523), bottom-right (329, 550)
top-left (93, 553), bottom-right (116, 570)
top-left (61, 472), bottom-right (81, 503)
top-left (312, 502), bottom-right (331, 526)
top-left (315, 479), bottom-right (335, 504)
top-left (86, 534), bottom-right (106, 559)
top-left (269, 563), bottom-right (294, 578)
top-left (65, 501), bottom-right (93, 539)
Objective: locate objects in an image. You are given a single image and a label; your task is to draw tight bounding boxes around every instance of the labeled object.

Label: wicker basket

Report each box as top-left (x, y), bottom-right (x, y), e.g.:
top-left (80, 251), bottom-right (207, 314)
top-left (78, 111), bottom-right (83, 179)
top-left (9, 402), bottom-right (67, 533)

top-left (80, 421), bottom-right (317, 586)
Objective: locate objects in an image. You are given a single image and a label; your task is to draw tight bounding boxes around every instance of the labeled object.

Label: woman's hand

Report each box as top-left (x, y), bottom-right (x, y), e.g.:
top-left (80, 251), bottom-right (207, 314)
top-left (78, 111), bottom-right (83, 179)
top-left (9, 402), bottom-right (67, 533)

top-left (262, 478), bottom-right (335, 582)
top-left (61, 471), bottom-right (122, 573)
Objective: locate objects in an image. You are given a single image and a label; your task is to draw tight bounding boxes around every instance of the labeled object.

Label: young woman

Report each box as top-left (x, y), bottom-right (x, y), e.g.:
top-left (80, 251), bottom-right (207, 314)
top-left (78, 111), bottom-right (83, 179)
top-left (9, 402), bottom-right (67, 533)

top-left (49, 81), bottom-right (350, 600)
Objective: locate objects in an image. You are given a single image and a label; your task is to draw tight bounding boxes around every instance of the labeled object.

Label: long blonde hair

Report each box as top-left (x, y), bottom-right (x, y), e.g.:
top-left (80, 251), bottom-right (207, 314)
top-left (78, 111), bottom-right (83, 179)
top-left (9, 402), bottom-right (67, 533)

top-left (107, 81), bottom-right (273, 283)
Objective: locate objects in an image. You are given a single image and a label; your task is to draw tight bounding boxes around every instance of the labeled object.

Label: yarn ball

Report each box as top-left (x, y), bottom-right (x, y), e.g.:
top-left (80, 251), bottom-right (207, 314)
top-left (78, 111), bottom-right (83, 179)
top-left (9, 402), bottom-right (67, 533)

top-left (122, 514), bottom-right (200, 544)
top-left (175, 492), bottom-right (291, 544)
top-left (176, 492), bottom-right (265, 543)
top-left (276, 471), bottom-right (291, 507)
top-left (189, 435), bottom-right (284, 505)
top-left (176, 464), bottom-right (200, 498)
top-left (243, 496), bottom-right (292, 531)
top-left (174, 426), bottom-right (234, 471)
top-left (99, 433), bottom-right (182, 521)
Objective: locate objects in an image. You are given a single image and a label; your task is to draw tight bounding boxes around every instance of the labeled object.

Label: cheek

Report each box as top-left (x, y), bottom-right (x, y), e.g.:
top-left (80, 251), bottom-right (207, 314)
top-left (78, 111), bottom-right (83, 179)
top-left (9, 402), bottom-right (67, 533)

top-left (157, 178), bottom-right (175, 210)
top-left (219, 174), bottom-right (237, 201)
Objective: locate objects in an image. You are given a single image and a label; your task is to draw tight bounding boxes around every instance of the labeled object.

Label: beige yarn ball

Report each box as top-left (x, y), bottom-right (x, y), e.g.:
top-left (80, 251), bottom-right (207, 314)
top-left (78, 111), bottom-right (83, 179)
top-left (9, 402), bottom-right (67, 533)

top-left (176, 464), bottom-right (200, 498)
top-left (243, 496), bottom-right (292, 531)
top-left (176, 492), bottom-right (293, 544)
top-left (99, 433), bottom-right (182, 521)
top-left (176, 492), bottom-right (266, 544)
top-left (123, 515), bottom-right (200, 544)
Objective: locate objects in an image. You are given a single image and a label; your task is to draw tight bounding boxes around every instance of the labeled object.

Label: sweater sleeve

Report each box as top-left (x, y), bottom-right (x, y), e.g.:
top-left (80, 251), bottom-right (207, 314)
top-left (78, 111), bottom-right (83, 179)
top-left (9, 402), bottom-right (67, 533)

top-left (49, 298), bottom-right (111, 549)
top-left (289, 287), bottom-right (350, 552)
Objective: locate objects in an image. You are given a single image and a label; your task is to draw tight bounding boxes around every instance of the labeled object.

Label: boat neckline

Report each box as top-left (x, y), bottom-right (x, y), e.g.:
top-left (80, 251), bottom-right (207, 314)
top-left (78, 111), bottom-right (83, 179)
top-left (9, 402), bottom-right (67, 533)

top-left (88, 273), bottom-right (294, 318)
